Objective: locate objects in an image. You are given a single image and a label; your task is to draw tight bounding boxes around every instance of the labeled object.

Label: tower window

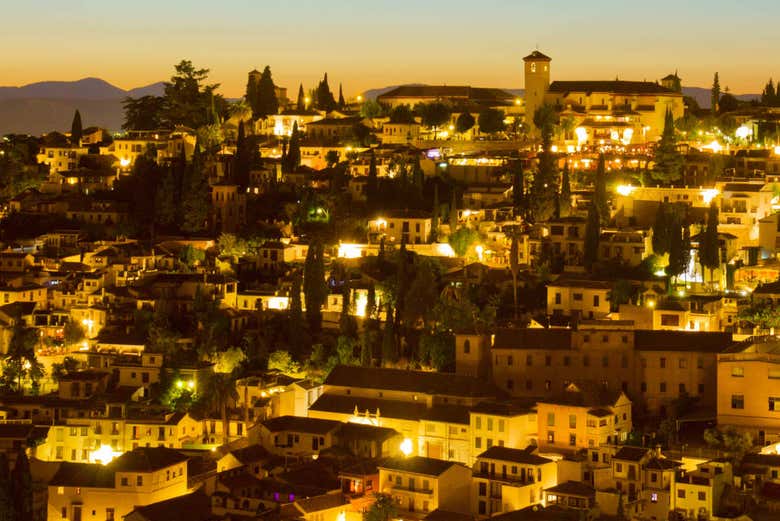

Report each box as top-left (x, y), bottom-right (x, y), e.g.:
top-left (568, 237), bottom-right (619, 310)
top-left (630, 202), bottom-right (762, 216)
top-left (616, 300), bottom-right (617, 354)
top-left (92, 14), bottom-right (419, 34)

top-left (531, 63), bottom-right (537, 73)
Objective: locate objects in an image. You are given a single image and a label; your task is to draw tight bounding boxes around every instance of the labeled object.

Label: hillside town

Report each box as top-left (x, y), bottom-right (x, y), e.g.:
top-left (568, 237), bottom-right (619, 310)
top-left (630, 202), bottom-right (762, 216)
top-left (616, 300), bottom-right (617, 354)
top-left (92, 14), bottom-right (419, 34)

top-left (2, 47), bottom-right (780, 521)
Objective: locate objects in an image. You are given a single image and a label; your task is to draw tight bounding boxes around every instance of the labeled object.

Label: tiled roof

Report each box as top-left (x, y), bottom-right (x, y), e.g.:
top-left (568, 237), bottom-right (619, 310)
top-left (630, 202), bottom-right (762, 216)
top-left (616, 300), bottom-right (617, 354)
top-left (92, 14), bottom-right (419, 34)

top-left (378, 85), bottom-right (513, 102)
top-left (477, 446), bottom-right (552, 465)
top-left (613, 446), bottom-right (649, 462)
top-left (50, 462), bottom-right (115, 488)
top-left (125, 491), bottom-right (213, 521)
top-left (548, 80), bottom-right (677, 95)
top-left (324, 365), bottom-right (497, 398)
top-left (261, 415), bottom-right (342, 435)
top-left (309, 393), bottom-right (428, 422)
top-left (110, 446), bottom-right (188, 472)
top-left (378, 456), bottom-right (458, 476)
top-left (544, 480), bottom-right (595, 497)
top-left (337, 422), bottom-right (399, 442)
top-left (295, 493), bottom-right (349, 513)
top-left (634, 330), bottom-right (732, 352)
top-left (523, 51), bottom-right (552, 62)
top-left (492, 328), bottom-right (572, 350)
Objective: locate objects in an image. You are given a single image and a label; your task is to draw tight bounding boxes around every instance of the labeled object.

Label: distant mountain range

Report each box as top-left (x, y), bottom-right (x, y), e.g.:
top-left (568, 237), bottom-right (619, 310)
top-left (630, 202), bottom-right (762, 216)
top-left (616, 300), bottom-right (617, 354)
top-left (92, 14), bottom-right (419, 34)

top-left (0, 78), bottom-right (762, 137)
top-left (0, 78), bottom-right (164, 136)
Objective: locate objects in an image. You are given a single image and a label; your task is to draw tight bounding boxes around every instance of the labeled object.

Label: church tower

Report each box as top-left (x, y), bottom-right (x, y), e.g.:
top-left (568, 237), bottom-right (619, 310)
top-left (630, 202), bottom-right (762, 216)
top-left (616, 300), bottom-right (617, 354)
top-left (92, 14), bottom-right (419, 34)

top-left (523, 50), bottom-right (552, 134)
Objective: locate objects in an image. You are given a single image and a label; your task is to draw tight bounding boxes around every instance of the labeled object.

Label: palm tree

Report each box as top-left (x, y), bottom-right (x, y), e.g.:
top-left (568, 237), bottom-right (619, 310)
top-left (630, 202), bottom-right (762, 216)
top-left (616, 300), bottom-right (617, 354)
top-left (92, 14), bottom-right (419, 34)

top-left (204, 372), bottom-right (239, 446)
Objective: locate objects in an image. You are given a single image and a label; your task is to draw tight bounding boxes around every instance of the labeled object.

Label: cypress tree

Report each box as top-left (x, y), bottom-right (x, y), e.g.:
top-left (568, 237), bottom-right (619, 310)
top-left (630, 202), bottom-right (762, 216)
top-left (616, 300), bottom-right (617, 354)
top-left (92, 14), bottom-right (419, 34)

top-left (155, 162), bottom-right (178, 228)
top-left (366, 283), bottom-right (377, 320)
top-left (431, 183), bottom-right (439, 242)
top-left (11, 449), bottom-right (32, 521)
top-left (284, 121), bottom-right (301, 174)
top-left (288, 269), bottom-right (304, 352)
top-left (381, 303), bottom-right (397, 365)
top-left (711, 72), bottom-right (720, 115)
top-left (594, 154), bottom-right (609, 225)
top-left (70, 109), bottom-right (83, 146)
top-left (412, 156), bottom-right (425, 203)
top-left (0, 452), bottom-right (13, 521)
top-left (701, 202), bottom-right (720, 284)
top-left (366, 151), bottom-right (378, 208)
top-left (303, 240), bottom-right (327, 334)
top-left (583, 201), bottom-right (600, 271)
top-left (652, 203), bottom-right (673, 256)
top-left (652, 109), bottom-right (683, 185)
top-left (338, 83), bottom-right (346, 110)
top-left (560, 161), bottom-right (572, 217)
top-left (181, 140), bottom-right (210, 233)
top-left (449, 189), bottom-right (458, 233)
top-left (681, 224), bottom-right (692, 284)
top-left (256, 66), bottom-right (279, 118)
top-left (296, 84), bottom-right (306, 111)
top-left (246, 71), bottom-right (260, 118)
top-left (233, 120), bottom-right (250, 188)
top-left (512, 167), bottom-right (525, 220)
top-left (339, 279), bottom-right (357, 338)
top-left (666, 218), bottom-right (686, 285)
top-left (315, 73), bottom-right (336, 111)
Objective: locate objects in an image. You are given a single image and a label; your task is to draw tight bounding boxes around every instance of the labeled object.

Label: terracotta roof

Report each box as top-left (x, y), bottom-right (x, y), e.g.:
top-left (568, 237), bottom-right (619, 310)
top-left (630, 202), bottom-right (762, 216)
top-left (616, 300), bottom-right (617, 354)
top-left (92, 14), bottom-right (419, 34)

top-left (544, 480), bottom-right (595, 497)
top-left (261, 415), bottom-right (341, 435)
top-left (110, 446), bottom-right (188, 472)
top-left (613, 446), bottom-right (649, 462)
top-left (378, 456), bottom-right (458, 476)
top-left (477, 446), bottom-right (552, 465)
top-left (634, 330), bottom-right (732, 352)
top-left (548, 80), bottom-right (677, 95)
top-left (50, 462), bottom-right (115, 488)
top-left (295, 493), bottom-right (349, 514)
top-left (324, 365), bottom-right (498, 398)
top-left (523, 51), bottom-right (552, 62)
top-left (492, 328), bottom-right (572, 350)
top-left (125, 491), bottom-right (213, 521)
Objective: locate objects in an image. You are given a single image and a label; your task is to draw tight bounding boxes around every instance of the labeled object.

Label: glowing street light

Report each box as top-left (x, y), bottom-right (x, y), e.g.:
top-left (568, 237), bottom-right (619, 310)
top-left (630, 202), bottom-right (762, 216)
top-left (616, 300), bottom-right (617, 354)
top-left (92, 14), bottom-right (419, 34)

top-left (616, 185), bottom-right (635, 197)
top-left (400, 438), bottom-right (413, 457)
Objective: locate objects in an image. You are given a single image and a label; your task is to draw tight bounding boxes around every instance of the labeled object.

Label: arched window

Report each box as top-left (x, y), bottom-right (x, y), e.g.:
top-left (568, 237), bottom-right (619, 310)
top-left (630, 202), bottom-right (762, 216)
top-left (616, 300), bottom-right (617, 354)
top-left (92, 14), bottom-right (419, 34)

top-left (463, 340), bottom-right (471, 354)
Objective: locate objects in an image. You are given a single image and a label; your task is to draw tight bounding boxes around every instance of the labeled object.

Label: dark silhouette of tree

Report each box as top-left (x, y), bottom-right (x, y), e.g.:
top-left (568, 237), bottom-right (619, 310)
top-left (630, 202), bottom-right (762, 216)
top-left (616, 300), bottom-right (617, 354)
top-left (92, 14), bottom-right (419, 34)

top-left (700, 202), bottom-right (720, 285)
top-left (560, 160), bottom-right (572, 217)
top-left (530, 105), bottom-right (559, 222)
top-left (283, 121), bottom-right (301, 174)
top-left (583, 200), bottom-right (600, 271)
top-left (652, 109), bottom-right (682, 185)
top-left (477, 108), bottom-right (505, 134)
top-left (248, 66), bottom-right (279, 119)
top-left (652, 203), bottom-right (675, 256)
top-left (594, 154), bottom-right (609, 225)
top-left (162, 60), bottom-right (222, 128)
top-left (509, 233), bottom-right (520, 319)
top-left (389, 105), bottom-right (415, 124)
top-left (11, 448), bottom-right (33, 521)
top-left (122, 95), bottom-right (164, 130)
top-left (338, 83), bottom-right (346, 110)
top-left (232, 120), bottom-right (250, 188)
top-left (381, 303), bottom-right (397, 365)
top-left (315, 73), bottom-right (336, 111)
top-left (0, 452), bottom-right (12, 521)
top-left (719, 92), bottom-right (739, 113)
top-left (366, 152), bottom-right (378, 209)
top-left (431, 183), bottom-right (440, 242)
top-left (296, 83), bottom-right (306, 110)
top-left (456, 112), bottom-right (475, 134)
top-left (419, 102), bottom-right (451, 139)
top-left (181, 141), bottom-right (209, 233)
top-left (711, 72), bottom-right (720, 115)
top-left (70, 110), bottom-right (83, 145)
top-left (303, 240), bottom-right (327, 334)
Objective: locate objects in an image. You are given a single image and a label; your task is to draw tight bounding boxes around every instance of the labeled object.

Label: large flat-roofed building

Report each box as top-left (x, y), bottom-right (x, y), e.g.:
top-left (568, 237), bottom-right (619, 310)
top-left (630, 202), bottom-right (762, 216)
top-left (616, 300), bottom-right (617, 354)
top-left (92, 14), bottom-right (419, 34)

top-left (377, 85), bottom-right (516, 110)
top-left (717, 336), bottom-right (780, 445)
top-left (457, 328), bottom-right (732, 415)
top-left (523, 50), bottom-right (684, 144)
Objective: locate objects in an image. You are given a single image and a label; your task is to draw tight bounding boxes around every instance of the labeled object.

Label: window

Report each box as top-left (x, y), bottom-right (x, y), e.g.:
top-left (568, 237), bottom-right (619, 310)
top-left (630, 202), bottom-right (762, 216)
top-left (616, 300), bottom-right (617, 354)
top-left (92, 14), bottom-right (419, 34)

top-left (526, 355), bottom-right (533, 366)
top-left (545, 355), bottom-right (551, 366)
top-left (769, 397), bottom-right (780, 411)
top-left (463, 340), bottom-right (470, 354)
top-left (121, 477), bottom-right (128, 486)
top-left (507, 355), bottom-right (513, 366)
top-left (555, 293), bottom-right (561, 305)
top-left (475, 416), bottom-right (482, 429)
top-left (136, 475), bottom-right (143, 486)
top-left (106, 509), bottom-right (115, 521)
top-left (545, 380), bottom-right (551, 391)
top-left (616, 463), bottom-right (623, 472)
top-left (478, 483), bottom-right (487, 496)
top-left (678, 490), bottom-right (686, 499)
top-left (573, 293), bottom-right (583, 301)
top-left (650, 492), bottom-right (658, 503)
top-left (475, 437), bottom-right (482, 449)
top-left (731, 394), bottom-right (744, 409)
top-left (478, 501), bottom-right (486, 515)
top-left (697, 358), bottom-right (704, 369)
top-left (660, 382), bottom-right (667, 393)
top-left (569, 415), bottom-right (576, 429)
top-left (569, 434), bottom-right (576, 446)
top-left (547, 431), bottom-right (555, 443)
top-left (547, 413), bottom-right (555, 426)
top-left (660, 357), bottom-right (666, 369)
top-left (498, 420), bottom-right (505, 433)
top-left (487, 418), bottom-right (494, 431)
top-left (593, 295), bottom-right (600, 306)
top-left (650, 472), bottom-right (658, 483)
top-left (731, 367), bottom-right (744, 377)
top-left (679, 383), bottom-right (686, 394)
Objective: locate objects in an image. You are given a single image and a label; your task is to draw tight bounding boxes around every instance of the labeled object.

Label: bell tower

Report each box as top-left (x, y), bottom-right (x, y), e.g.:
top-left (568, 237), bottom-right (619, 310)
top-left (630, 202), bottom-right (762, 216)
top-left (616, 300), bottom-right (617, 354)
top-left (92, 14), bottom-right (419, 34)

top-left (523, 50), bottom-right (552, 134)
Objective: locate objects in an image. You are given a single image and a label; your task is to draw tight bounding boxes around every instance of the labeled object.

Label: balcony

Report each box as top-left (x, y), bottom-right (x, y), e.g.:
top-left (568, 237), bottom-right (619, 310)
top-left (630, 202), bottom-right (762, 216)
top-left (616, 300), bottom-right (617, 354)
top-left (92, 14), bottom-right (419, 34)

top-left (391, 484), bottom-right (433, 495)
top-left (474, 471), bottom-right (536, 486)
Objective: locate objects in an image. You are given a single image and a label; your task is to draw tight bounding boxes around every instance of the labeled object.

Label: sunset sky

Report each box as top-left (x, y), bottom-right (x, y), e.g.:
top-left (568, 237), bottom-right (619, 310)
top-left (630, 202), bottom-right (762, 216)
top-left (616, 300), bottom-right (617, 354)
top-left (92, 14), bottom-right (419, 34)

top-left (3, 0), bottom-right (778, 97)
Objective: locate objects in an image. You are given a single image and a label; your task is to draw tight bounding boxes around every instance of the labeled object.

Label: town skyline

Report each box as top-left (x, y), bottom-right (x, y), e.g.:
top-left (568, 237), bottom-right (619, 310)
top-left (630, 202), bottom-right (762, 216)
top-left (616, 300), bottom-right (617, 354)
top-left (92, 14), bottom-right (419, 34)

top-left (3, 0), bottom-right (779, 96)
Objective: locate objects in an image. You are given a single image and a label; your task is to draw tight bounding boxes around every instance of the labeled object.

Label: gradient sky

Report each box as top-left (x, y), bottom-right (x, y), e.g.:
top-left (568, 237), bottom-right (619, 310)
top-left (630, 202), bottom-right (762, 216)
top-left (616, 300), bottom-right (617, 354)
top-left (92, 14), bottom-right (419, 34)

top-left (3, 0), bottom-right (778, 97)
